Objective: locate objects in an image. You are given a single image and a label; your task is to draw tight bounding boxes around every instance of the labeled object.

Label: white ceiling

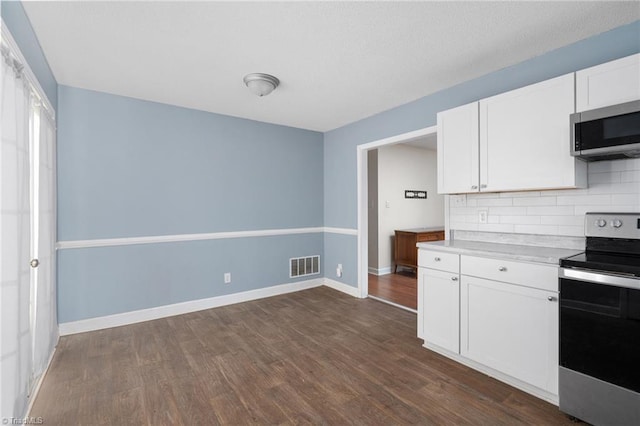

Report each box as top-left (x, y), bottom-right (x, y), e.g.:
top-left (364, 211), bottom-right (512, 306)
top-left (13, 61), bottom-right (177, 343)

top-left (23, 1), bottom-right (639, 132)
top-left (404, 133), bottom-right (437, 151)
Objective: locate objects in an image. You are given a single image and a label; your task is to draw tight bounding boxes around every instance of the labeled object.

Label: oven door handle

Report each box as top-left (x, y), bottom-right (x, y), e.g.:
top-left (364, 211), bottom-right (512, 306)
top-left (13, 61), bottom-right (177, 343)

top-left (560, 268), bottom-right (640, 290)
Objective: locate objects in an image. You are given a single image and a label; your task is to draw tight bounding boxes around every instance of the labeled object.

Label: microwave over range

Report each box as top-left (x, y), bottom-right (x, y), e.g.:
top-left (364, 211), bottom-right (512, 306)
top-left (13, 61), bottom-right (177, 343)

top-left (570, 100), bottom-right (640, 161)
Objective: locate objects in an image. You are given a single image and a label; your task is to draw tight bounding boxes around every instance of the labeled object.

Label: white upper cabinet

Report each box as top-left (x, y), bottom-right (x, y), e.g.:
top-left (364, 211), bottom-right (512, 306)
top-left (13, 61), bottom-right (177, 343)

top-left (576, 53), bottom-right (640, 112)
top-left (479, 73), bottom-right (586, 192)
top-left (437, 102), bottom-right (479, 194)
top-left (437, 72), bottom-right (587, 194)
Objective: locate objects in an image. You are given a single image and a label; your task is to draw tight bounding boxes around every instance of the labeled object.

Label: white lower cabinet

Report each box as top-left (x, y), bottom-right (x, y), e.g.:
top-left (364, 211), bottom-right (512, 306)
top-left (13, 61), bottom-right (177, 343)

top-left (460, 275), bottom-right (559, 395)
top-left (421, 267), bottom-right (460, 353)
top-left (418, 248), bottom-right (559, 402)
top-left (417, 249), bottom-right (460, 341)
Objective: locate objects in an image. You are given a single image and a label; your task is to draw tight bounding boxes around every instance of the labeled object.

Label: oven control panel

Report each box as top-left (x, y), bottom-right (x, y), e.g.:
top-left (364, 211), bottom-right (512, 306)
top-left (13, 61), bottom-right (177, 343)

top-left (585, 212), bottom-right (640, 239)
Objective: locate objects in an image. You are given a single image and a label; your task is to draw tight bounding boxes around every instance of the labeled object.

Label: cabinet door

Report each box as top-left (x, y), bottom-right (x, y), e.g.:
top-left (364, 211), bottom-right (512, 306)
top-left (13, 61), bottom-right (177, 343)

top-left (460, 276), bottom-right (558, 394)
top-left (421, 267), bottom-right (460, 353)
top-left (479, 73), bottom-right (582, 192)
top-left (576, 54), bottom-right (640, 112)
top-left (437, 102), bottom-right (479, 194)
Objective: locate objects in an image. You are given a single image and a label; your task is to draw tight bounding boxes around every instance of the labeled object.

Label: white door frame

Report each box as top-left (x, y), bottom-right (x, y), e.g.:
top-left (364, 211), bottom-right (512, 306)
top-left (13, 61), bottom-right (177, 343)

top-left (356, 125), bottom-right (446, 298)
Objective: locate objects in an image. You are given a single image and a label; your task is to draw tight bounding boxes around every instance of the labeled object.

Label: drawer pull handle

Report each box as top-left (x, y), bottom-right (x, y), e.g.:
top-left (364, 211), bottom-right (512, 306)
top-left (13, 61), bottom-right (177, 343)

top-left (547, 296), bottom-right (557, 302)
top-left (451, 277), bottom-right (458, 281)
top-left (498, 266), bottom-right (507, 272)
top-left (434, 257), bottom-right (441, 262)
top-left (471, 185), bottom-right (478, 190)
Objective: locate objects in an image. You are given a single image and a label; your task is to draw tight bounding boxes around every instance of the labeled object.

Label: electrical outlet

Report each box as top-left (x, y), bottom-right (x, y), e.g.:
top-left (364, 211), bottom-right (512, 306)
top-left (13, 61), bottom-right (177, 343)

top-left (224, 272), bottom-right (231, 284)
top-left (451, 194), bottom-right (467, 207)
top-left (336, 264), bottom-right (343, 278)
top-left (479, 210), bottom-right (488, 224)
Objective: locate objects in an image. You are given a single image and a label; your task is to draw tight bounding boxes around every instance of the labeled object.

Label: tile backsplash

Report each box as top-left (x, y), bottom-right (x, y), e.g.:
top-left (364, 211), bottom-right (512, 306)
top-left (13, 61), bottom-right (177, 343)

top-left (449, 158), bottom-right (640, 238)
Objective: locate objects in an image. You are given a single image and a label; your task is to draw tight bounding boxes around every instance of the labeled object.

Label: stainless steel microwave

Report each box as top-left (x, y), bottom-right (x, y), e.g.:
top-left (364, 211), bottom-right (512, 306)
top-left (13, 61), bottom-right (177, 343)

top-left (570, 100), bottom-right (640, 161)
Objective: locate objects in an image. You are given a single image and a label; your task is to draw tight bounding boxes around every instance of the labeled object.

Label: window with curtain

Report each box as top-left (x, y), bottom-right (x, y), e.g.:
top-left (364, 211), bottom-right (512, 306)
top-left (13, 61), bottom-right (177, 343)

top-left (1, 25), bottom-right (57, 420)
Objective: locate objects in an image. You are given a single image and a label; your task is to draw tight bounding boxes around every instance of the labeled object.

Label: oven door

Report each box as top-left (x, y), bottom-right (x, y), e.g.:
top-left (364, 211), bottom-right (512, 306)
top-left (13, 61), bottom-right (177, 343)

top-left (559, 268), bottom-right (640, 392)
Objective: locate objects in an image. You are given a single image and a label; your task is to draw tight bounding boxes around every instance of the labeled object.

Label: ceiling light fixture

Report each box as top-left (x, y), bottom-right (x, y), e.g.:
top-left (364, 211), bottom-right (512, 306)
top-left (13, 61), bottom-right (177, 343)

top-left (243, 73), bottom-right (279, 97)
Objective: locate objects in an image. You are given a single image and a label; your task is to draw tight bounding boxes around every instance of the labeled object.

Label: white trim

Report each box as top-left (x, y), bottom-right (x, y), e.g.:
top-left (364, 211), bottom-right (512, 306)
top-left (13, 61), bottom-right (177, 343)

top-left (323, 227), bottom-right (358, 236)
top-left (368, 295), bottom-right (417, 314)
top-left (368, 266), bottom-right (392, 276)
top-left (444, 194), bottom-right (451, 241)
top-left (1, 19), bottom-right (56, 120)
top-left (423, 341), bottom-right (558, 405)
top-left (56, 227), bottom-right (327, 250)
top-left (56, 227), bottom-right (359, 250)
top-left (356, 126), bottom-right (438, 299)
top-left (26, 344), bottom-right (57, 416)
top-left (59, 278), bottom-right (324, 335)
top-left (323, 278), bottom-right (362, 298)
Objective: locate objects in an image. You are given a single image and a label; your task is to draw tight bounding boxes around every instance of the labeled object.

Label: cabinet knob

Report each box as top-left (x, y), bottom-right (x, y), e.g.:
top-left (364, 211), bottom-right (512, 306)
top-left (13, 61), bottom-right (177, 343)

top-left (30, 259), bottom-right (39, 268)
top-left (451, 276), bottom-right (458, 281)
top-left (434, 257), bottom-right (441, 262)
top-left (547, 296), bottom-right (557, 302)
top-left (471, 185), bottom-right (478, 190)
top-left (480, 184), bottom-right (487, 189)
top-left (498, 266), bottom-right (507, 272)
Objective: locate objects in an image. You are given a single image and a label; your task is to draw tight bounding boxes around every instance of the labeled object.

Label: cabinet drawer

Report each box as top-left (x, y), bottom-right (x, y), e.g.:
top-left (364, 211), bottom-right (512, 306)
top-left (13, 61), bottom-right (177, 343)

top-left (418, 249), bottom-right (459, 273)
top-left (460, 255), bottom-right (557, 292)
top-left (417, 231), bottom-right (445, 242)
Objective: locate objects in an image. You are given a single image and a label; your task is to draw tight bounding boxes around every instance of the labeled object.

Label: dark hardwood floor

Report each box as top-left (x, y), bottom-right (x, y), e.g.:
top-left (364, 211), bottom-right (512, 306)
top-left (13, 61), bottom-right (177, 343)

top-left (30, 287), bottom-right (573, 425)
top-left (368, 271), bottom-right (417, 310)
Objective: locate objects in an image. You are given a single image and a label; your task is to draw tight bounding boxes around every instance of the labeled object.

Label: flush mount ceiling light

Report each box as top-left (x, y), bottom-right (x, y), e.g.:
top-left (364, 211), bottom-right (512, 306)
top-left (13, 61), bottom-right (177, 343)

top-left (243, 73), bottom-right (279, 97)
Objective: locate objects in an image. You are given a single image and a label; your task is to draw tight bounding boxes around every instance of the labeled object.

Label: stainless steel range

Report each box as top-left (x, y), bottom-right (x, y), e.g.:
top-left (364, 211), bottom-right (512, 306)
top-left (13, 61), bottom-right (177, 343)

top-left (559, 212), bottom-right (640, 426)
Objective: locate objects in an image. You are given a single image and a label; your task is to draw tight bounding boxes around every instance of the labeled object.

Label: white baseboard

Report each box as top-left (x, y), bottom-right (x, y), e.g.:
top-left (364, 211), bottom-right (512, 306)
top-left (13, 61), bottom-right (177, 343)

top-left (26, 343), bottom-right (57, 416)
top-left (367, 266), bottom-right (392, 276)
top-left (323, 278), bottom-right (361, 298)
top-left (59, 278), bottom-right (324, 335)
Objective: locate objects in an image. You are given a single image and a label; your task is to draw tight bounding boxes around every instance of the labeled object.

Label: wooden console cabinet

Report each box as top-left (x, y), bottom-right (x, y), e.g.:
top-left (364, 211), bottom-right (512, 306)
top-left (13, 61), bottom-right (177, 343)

top-left (394, 228), bottom-right (445, 273)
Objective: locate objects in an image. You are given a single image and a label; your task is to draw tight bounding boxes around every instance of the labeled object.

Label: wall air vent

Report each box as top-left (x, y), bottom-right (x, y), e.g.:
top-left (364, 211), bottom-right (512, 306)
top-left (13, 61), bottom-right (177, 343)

top-left (290, 255), bottom-right (320, 278)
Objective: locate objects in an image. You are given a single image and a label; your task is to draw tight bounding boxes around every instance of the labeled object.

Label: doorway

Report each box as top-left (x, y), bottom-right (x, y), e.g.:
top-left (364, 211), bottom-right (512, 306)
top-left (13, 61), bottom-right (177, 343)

top-left (356, 126), bottom-right (448, 310)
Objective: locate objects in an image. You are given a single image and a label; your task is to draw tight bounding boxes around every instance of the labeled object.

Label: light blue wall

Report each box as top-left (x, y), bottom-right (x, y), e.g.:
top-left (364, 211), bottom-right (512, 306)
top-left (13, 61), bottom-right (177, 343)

top-left (57, 86), bottom-right (324, 322)
top-left (1, 0), bottom-right (57, 110)
top-left (323, 233), bottom-right (357, 286)
top-left (58, 234), bottom-right (322, 322)
top-left (58, 86), bottom-right (323, 240)
top-left (324, 20), bottom-right (640, 288)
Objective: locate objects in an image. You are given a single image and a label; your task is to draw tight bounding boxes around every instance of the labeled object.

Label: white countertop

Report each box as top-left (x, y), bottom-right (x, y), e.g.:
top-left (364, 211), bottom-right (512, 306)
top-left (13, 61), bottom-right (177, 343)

top-left (396, 227), bottom-right (445, 233)
top-left (417, 240), bottom-right (583, 265)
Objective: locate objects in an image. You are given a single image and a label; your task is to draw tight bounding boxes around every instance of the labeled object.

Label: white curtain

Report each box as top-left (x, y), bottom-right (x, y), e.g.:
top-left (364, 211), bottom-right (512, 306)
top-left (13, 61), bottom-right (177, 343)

top-left (31, 104), bottom-right (57, 377)
top-left (0, 43), bottom-right (33, 418)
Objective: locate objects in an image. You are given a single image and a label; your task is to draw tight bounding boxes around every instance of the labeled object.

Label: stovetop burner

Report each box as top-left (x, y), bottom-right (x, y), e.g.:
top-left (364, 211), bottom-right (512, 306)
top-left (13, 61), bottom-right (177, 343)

top-left (560, 212), bottom-right (640, 276)
top-left (561, 251), bottom-right (640, 277)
